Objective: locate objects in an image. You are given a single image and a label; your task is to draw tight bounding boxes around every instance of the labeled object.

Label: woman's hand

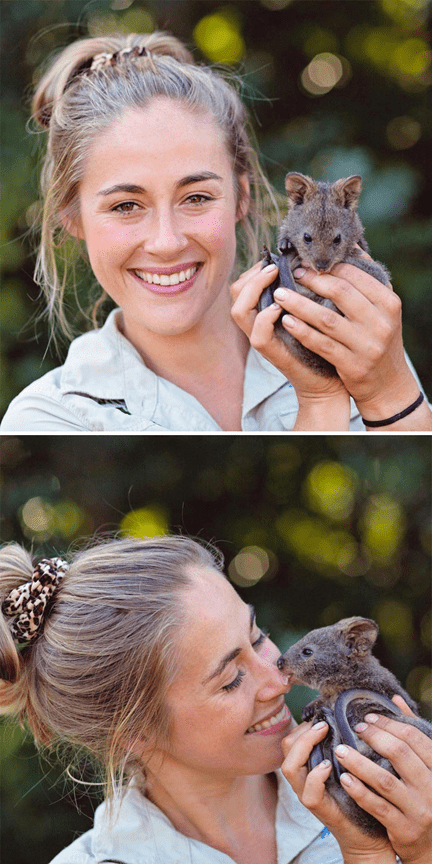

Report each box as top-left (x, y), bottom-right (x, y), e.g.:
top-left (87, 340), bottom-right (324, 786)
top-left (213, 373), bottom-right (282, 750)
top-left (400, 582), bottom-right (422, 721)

top-left (334, 702), bottom-right (432, 864)
top-left (230, 262), bottom-right (351, 430)
top-left (281, 721), bottom-right (397, 863)
top-left (273, 261), bottom-right (431, 430)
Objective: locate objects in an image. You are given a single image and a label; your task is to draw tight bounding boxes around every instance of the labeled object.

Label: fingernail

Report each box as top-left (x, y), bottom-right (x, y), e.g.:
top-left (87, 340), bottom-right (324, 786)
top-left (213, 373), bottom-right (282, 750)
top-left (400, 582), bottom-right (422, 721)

top-left (264, 263), bottom-right (278, 271)
top-left (282, 315), bottom-right (295, 327)
top-left (313, 721), bottom-right (327, 730)
top-left (294, 267), bottom-right (306, 277)
top-left (354, 722), bottom-right (368, 732)
top-left (340, 772), bottom-right (352, 786)
top-left (274, 288), bottom-right (286, 299)
top-left (335, 744), bottom-right (348, 757)
top-left (271, 302), bottom-right (281, 310)
top-left (320, 759), bottom-right (331, 768)
top-left (364, 713), bottom-right (378, 723)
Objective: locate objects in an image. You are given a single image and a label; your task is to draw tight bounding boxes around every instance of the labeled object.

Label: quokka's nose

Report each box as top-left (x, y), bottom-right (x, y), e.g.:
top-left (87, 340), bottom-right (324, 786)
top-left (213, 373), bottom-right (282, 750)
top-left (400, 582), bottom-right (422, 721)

top-left (315, 260), bottom-right (330, 271)
top-left (277, 655), bottom-right (286, 670)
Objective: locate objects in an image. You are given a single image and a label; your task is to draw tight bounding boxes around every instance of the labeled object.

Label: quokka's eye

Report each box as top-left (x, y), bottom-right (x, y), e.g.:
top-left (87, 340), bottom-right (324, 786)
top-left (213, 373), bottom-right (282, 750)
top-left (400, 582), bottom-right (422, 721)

top-left (303, 233), bottom-right (312, 243)
top-left (333, 235), bottom-right (342, 245)
top-left (301, 647), bottom-right (313, 656)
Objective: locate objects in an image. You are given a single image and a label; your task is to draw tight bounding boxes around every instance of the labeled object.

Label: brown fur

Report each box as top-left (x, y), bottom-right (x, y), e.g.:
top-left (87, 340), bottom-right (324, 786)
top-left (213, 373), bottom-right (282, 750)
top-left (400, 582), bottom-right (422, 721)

top-left (278, 617), bottom-right (432, 836)
top-left (260, 174), bottom-right (391, 377)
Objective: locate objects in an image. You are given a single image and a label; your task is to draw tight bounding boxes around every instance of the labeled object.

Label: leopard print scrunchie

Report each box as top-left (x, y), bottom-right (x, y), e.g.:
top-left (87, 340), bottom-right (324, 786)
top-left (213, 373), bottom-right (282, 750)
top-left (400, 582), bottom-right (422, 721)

top-left (2, 558), bottom-right (69, 644)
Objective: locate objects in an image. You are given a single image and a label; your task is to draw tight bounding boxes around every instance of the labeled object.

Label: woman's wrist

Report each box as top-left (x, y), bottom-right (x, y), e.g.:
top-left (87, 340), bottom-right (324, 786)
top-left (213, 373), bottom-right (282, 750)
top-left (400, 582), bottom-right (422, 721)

top-left (355, 370), bottom-right (432, 431)
top-left (294, 389), bottom-right (351, 430)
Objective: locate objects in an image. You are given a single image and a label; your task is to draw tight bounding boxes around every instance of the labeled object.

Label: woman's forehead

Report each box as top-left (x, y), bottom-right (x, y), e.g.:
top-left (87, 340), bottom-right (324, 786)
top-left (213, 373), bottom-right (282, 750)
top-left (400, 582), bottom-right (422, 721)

top-left (88, 99), bottom-right (227, 161)
top-left (179, 569), bottom-right (249, 646)
top-left (81, 99), bottom-right (233, 193)
top-left (169, 571), bottom-right (251, 689)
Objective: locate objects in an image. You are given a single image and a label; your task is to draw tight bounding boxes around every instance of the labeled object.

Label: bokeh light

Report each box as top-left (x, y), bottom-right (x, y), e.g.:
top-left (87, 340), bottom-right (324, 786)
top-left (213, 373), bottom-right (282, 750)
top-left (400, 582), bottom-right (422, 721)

top-left (300, 53), bottom-right (351, 96)
top-left (276, 509), bottom-right (359, 576)
top-left (228, 545), bottom-right (276, 587)
top-left (304, 461), bottom-right (358, 522)
top-left (120, 505), bottom-right (169, 538)
top-left (386, 115), bottom-right (422, 150)
top-left (194, 10), bottom-right (245, 64)
top-left (373, 598), bottom-right (414, 651)
top-left (360, 494), bottom-right (406, 564)
top-left (19, 497), bottom-right (91, 541)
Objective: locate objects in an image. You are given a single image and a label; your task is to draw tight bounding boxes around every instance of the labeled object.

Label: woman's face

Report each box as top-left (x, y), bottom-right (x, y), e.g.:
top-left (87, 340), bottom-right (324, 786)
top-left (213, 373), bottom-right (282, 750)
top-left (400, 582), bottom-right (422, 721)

top-left (71, 97), bottom-right (248, 346)
top-left (150, 567), bottom-right (292, 782)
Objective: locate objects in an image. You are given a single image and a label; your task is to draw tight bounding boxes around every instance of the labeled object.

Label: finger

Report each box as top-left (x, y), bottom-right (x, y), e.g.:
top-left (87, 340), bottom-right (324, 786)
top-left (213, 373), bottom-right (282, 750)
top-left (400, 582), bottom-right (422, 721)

top-left (299, 759), bottom-right (333, 810)
top-left (249, 302), bottom-right (291, 354)
top-left (279, 312), bottom-right (352, 371)
top-left (230, 260), bottom-right (263, 297)
top-left (339, 769), bottom-right (405, 828)
top-left (392, 695), bottom-right (417, 717)
top-left (281, 721), bottom-right (329, 771)
top-left (230, 264), bottom-right (279, 337)
top-left (281, 720), bottom-right (314, 753)
top-left (355, 714), bottom-right (432, 772)
top-left (230, 261), bottom-right (276, 303)
top-left (335, 732), bottom-right (431, 796)
top-left (274, 286), bottom-right (365, 345)
top-left (294, 264), bottom-right (398, 313)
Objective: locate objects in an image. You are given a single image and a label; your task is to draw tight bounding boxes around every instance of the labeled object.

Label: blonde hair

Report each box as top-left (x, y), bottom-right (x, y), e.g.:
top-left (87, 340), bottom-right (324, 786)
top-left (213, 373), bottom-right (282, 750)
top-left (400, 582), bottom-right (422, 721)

top-left (0, 535), bottom-right (224, 803)
top-left (31, 31), bottom-right (278, 342)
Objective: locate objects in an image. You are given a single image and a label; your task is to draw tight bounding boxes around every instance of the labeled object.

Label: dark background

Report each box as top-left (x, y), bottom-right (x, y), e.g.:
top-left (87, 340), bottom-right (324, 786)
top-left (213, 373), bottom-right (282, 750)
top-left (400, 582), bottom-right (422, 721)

top-left (1, 433), bottom-right (431, 863)
top-left (1, 0), bottom-right (432, 418)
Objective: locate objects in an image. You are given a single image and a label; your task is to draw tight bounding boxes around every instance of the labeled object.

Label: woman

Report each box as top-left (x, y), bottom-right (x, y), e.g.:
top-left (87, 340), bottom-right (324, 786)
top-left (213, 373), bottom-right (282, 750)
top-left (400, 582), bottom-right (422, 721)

top-left (0, 32), bottom-right (430, 432)
top-left (1, 536), bottom-right (431, 864)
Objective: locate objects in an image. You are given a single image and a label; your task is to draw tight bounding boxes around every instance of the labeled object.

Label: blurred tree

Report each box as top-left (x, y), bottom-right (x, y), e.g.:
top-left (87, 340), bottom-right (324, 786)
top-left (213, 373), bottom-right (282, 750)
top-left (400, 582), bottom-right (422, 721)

top-left (0, 434), bottom-right (431, 863)
top-left (1, 0), bottom-right (431, 417)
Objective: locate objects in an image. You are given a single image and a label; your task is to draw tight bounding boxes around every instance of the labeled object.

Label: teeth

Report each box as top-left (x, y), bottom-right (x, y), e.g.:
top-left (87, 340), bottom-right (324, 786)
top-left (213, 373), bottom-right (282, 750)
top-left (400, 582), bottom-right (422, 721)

top-left (135, 266), bottom-right (198, 285)
top-left (247, 704), bottom-right (287, 734)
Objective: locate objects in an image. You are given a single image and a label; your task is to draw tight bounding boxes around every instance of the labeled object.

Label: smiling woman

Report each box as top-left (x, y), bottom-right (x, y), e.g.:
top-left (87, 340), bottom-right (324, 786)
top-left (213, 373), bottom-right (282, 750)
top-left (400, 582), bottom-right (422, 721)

top-left (1, 30), bottom-right (430, 432)
top-left (1, 535), bottom-right (431, 864)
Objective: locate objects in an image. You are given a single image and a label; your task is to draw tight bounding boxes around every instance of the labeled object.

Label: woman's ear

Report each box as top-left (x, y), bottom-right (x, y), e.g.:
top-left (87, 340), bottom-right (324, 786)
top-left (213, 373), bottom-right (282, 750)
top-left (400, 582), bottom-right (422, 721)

top-left (236, 173), bottom-right (250, 222)
top-left (60, 210), bottom-right (84, 240)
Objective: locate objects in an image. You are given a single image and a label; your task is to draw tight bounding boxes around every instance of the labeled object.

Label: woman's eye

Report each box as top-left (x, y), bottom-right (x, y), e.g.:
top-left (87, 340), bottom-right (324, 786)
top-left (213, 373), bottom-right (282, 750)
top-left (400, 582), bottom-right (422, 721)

top-left (184, 194), bottom-right (211, 206)
top-left (252, 630), bottom-right (269, 648)
top-left (222, 670), bottom-right (246, 692)
top-left (112, 201), bottom-right (140, 213)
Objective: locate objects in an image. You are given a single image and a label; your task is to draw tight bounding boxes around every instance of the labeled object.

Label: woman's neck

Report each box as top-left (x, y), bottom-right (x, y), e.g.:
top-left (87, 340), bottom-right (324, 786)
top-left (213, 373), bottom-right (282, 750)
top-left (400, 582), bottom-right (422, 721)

top-left (118, 298), bottom-right (249, 430)
top-left (145, 767), bottom-right (278, 862)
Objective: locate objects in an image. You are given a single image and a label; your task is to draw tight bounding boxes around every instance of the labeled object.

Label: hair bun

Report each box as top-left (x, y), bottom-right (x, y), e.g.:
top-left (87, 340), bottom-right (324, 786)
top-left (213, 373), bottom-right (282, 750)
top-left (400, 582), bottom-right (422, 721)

top-left (32, 31), bottom-right (194, 128)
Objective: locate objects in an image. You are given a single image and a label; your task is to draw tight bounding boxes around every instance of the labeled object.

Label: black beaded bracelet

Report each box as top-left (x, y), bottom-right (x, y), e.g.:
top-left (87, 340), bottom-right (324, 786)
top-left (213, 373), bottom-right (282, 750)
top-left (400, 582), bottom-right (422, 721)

top-left (361, 392), bottom-right (424, 428)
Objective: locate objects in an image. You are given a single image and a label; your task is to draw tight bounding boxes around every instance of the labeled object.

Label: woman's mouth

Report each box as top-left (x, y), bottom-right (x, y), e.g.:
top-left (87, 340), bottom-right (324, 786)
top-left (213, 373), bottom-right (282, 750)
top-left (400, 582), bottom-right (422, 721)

top-left (130, 264), bottom-right (201, 294)
top-left (246, 703), bottom-right (291, 735)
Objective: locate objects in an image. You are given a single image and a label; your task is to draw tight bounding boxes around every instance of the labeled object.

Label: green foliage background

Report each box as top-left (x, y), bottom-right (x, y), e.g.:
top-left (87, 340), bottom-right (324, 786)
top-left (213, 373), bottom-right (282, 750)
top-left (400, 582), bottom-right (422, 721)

top-left (0, 433), bottom-right (431, 863)
top-left (1, 0), bottom-right (432, 418)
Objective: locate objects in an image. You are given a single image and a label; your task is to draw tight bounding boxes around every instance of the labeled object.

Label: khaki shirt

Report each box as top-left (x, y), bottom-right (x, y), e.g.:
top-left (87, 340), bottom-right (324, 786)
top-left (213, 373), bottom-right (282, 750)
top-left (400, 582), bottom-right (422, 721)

top-left (1, 310), bottom-right (372, 432)
top-left (48, 770), bottom-right (344, 864)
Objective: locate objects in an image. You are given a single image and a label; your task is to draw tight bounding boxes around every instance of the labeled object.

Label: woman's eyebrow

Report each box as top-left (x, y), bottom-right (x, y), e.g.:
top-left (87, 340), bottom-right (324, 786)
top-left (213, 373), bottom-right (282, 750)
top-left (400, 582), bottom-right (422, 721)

top-left (202, 604), bottom-right (256, 686)
top-left (98, 172), bottom-right (223, 198)
top-left (176, 171), bottom-right (223, 188)
top-left (98, 183), bottom-right (146, 197)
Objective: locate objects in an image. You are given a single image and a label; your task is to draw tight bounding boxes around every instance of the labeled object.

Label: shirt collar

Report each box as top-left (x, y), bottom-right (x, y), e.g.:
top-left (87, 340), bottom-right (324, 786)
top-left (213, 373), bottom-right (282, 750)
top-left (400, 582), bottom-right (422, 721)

top-left (91, 771), bottom-right (323, 864)
top-left (60, 309), bottom-right (292, 427)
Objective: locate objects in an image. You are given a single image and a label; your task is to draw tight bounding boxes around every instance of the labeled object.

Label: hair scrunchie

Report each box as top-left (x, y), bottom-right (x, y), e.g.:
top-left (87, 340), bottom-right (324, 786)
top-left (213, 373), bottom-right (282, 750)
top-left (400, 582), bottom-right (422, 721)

top-left (2, 558), bottom-right (69, 644)
top-left (90, 45), bottom-right (150, 72)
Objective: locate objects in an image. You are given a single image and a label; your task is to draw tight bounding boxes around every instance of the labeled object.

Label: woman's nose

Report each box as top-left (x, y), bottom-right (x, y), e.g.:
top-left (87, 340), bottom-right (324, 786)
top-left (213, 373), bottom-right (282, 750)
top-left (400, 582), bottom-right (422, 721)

top-left (256, 655), bottom-right (289, 700)
top-left (144, 207), bottom-right (188, 258)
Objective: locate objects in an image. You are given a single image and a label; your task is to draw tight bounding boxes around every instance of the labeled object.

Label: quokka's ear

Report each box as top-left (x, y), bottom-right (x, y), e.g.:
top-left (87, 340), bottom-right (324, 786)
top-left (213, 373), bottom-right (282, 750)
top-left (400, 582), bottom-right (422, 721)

top-left (284, 172), bottom-right (317, 208)
top-left (332, 175), bottom-right (362, 210)
top-left (337, 616), bottom-right (379, 656)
